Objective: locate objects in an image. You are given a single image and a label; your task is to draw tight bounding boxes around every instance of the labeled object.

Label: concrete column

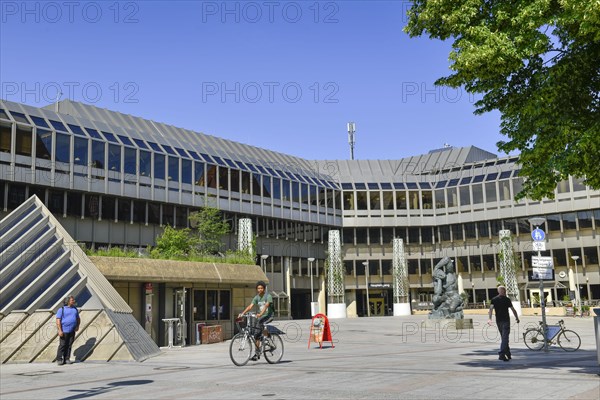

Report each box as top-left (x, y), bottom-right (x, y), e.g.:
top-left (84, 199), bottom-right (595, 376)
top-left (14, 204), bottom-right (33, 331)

top-left (568, 267), bottom-right (576, 292)
top-left (318, 276), bottom-right (326, 315)
top-left (285, 256), bottom-right (292, 319)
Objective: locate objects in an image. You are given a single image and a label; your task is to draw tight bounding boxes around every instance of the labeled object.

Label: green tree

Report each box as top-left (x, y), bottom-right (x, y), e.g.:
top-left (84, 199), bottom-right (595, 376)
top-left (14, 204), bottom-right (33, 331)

top-left (189, 206), bottom-right (230, 255)
top-left (405, 1), bottom-right (600, 200)
top-left (151, 225), bottom-right (196, 259)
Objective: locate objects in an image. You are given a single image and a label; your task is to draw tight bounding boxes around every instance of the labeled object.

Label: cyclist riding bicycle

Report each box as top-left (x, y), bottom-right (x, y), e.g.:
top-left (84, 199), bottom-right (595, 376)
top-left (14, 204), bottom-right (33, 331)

top-left (240, 281), bottom-right (274, 361)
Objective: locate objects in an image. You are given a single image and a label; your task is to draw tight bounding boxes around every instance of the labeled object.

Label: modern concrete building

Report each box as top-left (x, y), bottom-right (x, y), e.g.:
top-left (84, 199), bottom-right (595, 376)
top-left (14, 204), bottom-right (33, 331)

top-left (0, 99), bottom-right (598, 332)
top-left (315, 153), bottom-right (599, 316)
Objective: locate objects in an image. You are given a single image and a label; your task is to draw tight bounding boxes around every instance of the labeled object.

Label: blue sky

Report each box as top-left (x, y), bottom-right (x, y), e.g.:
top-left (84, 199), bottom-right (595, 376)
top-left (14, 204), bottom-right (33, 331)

top-left (1, 1), bottom-right (504, 160)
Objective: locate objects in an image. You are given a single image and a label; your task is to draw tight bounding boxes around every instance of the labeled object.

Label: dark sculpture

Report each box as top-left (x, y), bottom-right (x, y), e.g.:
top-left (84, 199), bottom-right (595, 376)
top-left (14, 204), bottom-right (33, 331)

top-left (429, 257), bottom-right (464, 319)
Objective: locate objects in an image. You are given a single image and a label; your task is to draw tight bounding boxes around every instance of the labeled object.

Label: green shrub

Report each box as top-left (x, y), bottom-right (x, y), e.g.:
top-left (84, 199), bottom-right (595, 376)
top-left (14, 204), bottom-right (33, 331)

top-left (152, 225), bottom-right (197, 259)
top-left (85, 246), bottom-right (139, 258)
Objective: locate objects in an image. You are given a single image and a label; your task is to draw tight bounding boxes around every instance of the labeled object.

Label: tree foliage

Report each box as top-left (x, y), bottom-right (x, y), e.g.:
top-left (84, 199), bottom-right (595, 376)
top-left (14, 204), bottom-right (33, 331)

top-left (189, 206), bottom-right (230, 255)
top-left (405, 0), bottom-right (600, 200)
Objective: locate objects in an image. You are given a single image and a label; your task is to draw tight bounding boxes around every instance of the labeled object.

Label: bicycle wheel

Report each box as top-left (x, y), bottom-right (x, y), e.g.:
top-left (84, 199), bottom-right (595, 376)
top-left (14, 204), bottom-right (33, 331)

top-left (523, 329), bottom-right (545, 350)
top-left (263, 334), bottom-right (284, 364)
top-left (557, 330), bottom-right (581, 352)
top-left (230, 333), bottom-right (252, 366)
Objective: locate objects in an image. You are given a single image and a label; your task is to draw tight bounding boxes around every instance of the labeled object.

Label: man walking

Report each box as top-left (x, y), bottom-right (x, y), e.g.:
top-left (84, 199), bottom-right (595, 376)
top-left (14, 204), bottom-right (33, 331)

top-left (56, 296), bottom-right (80, 365)
top-left (488, 286), bottom-right (519, 361)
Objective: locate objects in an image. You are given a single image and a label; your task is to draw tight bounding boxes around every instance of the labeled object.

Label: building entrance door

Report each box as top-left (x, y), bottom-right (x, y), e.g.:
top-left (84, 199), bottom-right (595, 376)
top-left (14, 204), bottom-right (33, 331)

top-left (529, 289), bottom-right (552, 307)
top-left (369, 298), bottom-right (385, 316)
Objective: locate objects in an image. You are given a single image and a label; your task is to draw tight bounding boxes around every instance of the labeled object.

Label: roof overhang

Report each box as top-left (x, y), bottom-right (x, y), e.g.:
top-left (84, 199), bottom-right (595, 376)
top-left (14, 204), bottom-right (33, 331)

top-left (520, 281), bottom-right (567, 290)
top-left (270, 290), bottom-right (289, 299)
top-left (90, 257), bottom-right (268, 285)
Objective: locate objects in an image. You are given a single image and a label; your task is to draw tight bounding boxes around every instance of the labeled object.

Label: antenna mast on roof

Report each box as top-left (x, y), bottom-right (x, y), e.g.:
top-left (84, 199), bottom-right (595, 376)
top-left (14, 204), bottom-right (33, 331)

top-left (347, 122), bottom-right (356, 160)
top-left (54, 90), bottom-right (63, 113)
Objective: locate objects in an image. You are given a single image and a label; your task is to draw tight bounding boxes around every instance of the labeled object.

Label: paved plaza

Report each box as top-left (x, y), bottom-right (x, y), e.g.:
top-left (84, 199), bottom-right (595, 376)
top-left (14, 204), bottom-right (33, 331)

top-left (1, 315), bottom-right (598, 399)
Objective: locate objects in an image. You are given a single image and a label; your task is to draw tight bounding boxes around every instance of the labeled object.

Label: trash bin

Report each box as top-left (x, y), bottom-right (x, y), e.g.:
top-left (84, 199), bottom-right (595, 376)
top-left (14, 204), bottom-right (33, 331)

top-left (201, 325), bottom-right (223, 344)
top-left (162, 318), bottom-right (180, 348)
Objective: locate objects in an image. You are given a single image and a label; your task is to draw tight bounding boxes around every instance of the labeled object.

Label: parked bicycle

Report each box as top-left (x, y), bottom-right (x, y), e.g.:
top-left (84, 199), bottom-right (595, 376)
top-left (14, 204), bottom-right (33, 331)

top-left (523, 319), bottom-right (581, 351)
top-left (229, 312), bottom-right (284, 366)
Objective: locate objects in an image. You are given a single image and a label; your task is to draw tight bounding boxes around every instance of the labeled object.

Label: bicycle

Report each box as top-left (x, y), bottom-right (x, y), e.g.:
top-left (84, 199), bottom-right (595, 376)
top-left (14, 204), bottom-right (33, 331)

top-left (523, 319), bottom-right (581, 351)
top-left (229, 312), bottom-right (284, 366)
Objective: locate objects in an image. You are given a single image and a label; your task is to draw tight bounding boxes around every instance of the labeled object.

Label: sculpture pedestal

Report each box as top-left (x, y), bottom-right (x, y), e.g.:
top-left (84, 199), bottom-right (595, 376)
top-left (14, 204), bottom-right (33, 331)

top-left (393, 303), bottom-right (411, 316)
top-left (327, 303), bottom-right (347, 319)
top-left (423, 318), bottom-right (473, 330)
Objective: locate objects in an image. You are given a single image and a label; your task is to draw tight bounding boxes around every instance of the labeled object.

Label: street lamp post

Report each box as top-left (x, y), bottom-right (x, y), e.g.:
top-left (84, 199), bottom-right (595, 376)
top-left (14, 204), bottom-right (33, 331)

top-left (260, 254), bottom-right (271, 316)
top-left (308, 257), bottom-right (317, 316)
top-left (529, 217), bottom-right (549, 352)
top-left (571, 255), bottom-right (581, 317)
top-left (363, 261), bottom-right (370, 317)
top-left (261, 254), bottom-right (269, 274)
top-left (308, 258), bottom-right (315, 302)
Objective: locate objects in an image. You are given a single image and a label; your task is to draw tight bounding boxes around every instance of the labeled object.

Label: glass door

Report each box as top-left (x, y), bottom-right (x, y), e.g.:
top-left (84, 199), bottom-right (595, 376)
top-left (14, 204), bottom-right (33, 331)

top-left (173, 288), bottom-right (187, 345)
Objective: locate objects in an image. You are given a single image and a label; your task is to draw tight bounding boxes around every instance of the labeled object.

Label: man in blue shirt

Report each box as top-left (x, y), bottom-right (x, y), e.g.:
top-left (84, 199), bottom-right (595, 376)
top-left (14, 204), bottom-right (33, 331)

top-left (56, 296), bottom-right (80, 365)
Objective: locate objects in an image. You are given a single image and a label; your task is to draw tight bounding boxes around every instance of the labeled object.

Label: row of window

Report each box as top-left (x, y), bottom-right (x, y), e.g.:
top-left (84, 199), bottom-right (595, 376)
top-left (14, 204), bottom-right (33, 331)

top-left (192, 289), bottom-right (231, 322)
top-left (342, 210), bottom-right (599, 246)
top-left (0, 111), bottom-right (336, 189)
top-left (1, 183), bottom-right (336, 243)
top-left (342, 176), bottom-right (590, 212)
top-left (341, 171), bottom-right (518, 191)
top-left (454, 286), bottom-right (600, 304)
top-left (3, 183), bottom-right (597, 248)
top-left (0, 122), bottom-right (342, 209)
top-left (341, 157), bottom-right (522, 191)
top-left (260, 256), bottom-right (324, 276)
top-left (3, 182), bottom-right (598, 256)
top-left (342, 245), bottom-right (599, 277)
